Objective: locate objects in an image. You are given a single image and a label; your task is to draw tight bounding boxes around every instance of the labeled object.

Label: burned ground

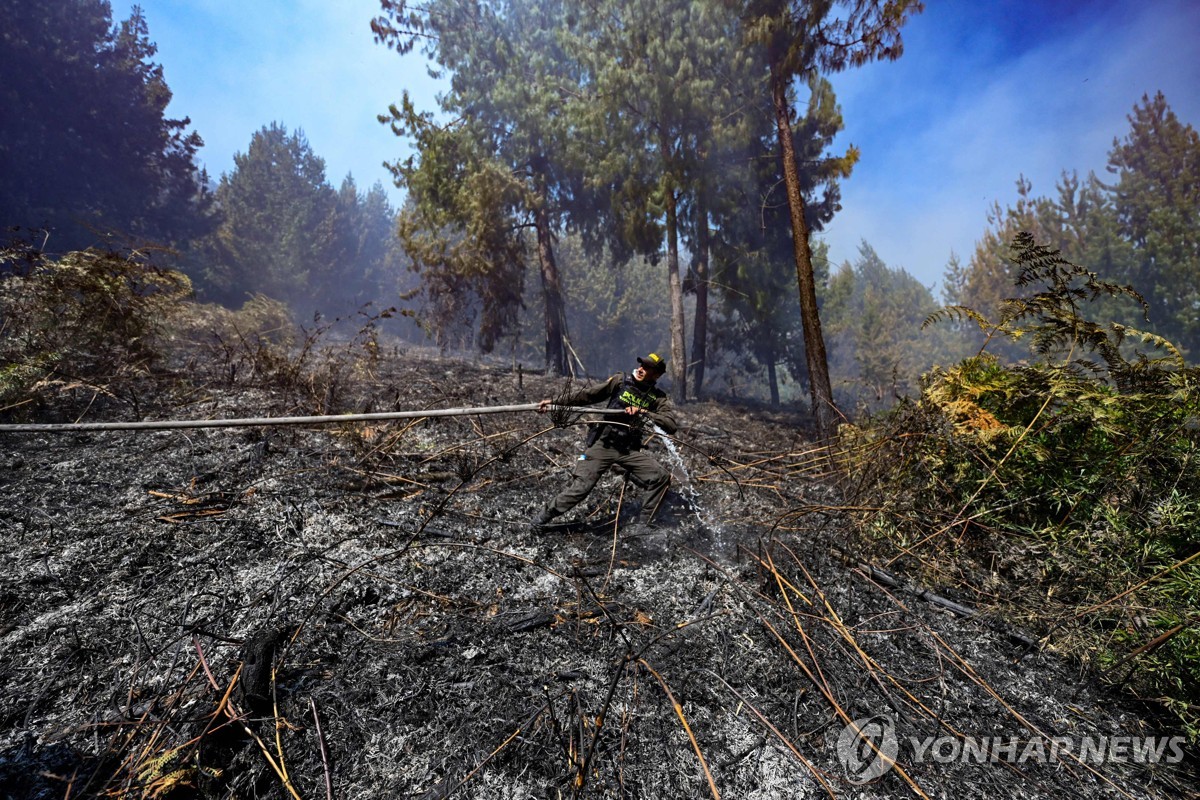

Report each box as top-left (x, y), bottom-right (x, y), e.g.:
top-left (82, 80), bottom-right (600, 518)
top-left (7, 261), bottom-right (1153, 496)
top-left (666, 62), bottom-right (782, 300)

top-left (0, 351), bottom-right (1195, 799)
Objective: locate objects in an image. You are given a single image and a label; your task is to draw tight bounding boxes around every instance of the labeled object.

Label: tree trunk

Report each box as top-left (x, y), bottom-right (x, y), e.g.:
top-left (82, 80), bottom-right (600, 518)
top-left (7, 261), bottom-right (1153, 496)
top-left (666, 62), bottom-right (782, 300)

top-left (534, 201), bottom-right (569, 376)
top-left (690, 188), bottom-right (710, 400)
top-left (770, 59), bottom-right (838, 438)
top-left (664, 185), bottom-right (688, 403)
top-left (767, 358), bottom-right (780, 407)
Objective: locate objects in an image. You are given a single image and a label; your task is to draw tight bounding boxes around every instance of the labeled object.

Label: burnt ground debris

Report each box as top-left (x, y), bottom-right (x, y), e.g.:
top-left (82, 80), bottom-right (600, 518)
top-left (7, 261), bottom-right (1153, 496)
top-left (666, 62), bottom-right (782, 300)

top-left (0, 351), bottom-right (1196, 799)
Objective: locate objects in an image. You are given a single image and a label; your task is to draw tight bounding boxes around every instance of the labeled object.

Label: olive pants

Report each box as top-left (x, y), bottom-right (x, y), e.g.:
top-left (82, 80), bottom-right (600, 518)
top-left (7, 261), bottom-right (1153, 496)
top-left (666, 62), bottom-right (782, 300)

top-left (547, 441), bottom-right (670, 521)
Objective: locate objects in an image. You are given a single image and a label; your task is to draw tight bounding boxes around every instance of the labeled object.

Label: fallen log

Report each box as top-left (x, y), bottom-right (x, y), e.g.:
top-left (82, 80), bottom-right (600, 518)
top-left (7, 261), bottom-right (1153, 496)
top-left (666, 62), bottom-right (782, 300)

top-left (854, 561), bottom-right (1038, 650)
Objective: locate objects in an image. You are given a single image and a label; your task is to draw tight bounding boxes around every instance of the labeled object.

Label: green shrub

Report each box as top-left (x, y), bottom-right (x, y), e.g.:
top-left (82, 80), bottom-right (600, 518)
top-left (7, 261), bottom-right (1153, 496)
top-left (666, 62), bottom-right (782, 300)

top-left (843, 232), bottom-right (1200, 736)
top-left (0, 243), bottom-right (191, 414)
top-left (164, 293), bottom-right (298, 386)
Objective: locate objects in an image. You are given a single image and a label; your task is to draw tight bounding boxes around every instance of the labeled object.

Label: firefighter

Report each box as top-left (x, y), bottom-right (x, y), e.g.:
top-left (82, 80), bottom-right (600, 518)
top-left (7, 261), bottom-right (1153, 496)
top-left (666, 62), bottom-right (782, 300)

top-left (532, 352), bottom-right (678, 529)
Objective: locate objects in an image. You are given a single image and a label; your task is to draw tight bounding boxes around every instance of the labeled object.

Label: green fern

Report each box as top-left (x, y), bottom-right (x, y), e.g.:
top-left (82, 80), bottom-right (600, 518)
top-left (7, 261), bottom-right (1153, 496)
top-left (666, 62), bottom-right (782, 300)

top-left (854, 231), bottom-right (1200, 738)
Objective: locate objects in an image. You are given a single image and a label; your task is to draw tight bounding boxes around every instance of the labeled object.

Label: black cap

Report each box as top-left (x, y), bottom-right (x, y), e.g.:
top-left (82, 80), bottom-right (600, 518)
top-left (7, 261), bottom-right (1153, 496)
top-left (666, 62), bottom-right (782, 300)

top-left (637, 352), bottom-right (666, 374)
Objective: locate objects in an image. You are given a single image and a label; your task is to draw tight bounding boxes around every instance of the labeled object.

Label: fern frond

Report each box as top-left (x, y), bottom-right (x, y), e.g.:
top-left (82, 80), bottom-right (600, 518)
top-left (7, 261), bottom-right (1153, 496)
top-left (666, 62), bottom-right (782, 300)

top-left (1109, 324), bottom-right (1186, 367)
top-left (146, 767), bottom-right (194, 798)
top-left (922, 305), bottom-right (993, 332)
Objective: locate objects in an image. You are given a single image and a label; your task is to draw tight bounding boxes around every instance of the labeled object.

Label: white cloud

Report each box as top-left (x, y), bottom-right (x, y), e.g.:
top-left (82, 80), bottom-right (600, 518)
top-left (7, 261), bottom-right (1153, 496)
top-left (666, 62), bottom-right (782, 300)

top-left (823, 0), bottom-right (1200, 293)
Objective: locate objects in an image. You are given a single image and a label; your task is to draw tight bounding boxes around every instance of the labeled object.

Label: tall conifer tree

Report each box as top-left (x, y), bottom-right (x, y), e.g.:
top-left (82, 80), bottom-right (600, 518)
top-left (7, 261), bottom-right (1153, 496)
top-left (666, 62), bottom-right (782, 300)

top-left (1109, 92), bottom-right (1200, 355)
top-left (211, 124), bottom-right (338, 310)
top-left (576, 0), bottom-right (759, 401)
top-left (0, 0), bottom-right (212, 250)
top-left (374, 0), bottom-right (580, 373)
top-left (733, 0), bottom-right (922, 436)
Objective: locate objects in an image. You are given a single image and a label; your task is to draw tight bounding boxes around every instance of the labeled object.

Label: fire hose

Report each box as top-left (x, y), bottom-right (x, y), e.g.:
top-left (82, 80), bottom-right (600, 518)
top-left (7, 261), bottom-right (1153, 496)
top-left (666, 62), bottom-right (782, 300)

top-left (0, 403), bottom-right (609, 433)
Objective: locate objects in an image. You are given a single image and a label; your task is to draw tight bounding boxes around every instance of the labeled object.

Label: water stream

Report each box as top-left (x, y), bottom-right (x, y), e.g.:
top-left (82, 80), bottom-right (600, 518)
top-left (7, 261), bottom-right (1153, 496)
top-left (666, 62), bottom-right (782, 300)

top-left (652, 424), bottom-right (724, 535)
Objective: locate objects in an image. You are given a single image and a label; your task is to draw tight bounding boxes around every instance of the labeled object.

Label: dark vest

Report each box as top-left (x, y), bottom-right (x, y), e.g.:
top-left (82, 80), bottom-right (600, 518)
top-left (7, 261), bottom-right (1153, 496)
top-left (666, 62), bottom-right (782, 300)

top-left (586, 375), bottom-right (664, 450)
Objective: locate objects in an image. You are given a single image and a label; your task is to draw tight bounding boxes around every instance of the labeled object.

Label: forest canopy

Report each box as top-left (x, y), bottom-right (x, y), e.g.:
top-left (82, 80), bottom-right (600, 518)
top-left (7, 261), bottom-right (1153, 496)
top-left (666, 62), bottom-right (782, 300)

top-left (0, 0), bottom-right (212, 251)
top-left (0, 1), bottom-right (1196, 413)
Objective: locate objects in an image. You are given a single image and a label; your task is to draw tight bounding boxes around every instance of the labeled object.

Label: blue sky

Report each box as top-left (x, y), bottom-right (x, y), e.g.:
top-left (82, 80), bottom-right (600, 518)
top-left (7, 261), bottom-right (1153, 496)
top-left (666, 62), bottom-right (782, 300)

top-left (131, 0), bottom-right (1199, 292)
top-left (824, 0), bottom-right (1200, 290)
top-left (131, 0), bottom-right (440, 195)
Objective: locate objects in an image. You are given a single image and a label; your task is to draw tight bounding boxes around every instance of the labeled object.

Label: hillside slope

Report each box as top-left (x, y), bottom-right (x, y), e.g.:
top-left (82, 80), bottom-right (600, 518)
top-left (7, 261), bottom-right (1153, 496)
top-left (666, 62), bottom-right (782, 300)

top-left (0, 352), bottom-right (1194, 799)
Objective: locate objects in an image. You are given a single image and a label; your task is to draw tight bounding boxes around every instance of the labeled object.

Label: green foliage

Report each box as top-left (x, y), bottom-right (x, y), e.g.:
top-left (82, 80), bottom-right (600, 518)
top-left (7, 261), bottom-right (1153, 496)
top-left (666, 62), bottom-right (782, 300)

top-left (822, 241), bottom-right (957, 411)
top-left (323, 177), bottom-right (409, 316)
top-left (392, 118), bottom-right (528, 354)
top-left (204, 123), bottom-right (338, 309)
top-left (946, 93), bottom-right (1199, 360)
top-left (707, 71), bottom-right (857, 405)
top-left (0, 1), bottom-right (403, 325)
top-left (375, 0), bottom-right (900, 396)
top-left (190, 124), bottom-right (409, 327)
top-left (1110, 92), bottom-right (1200, 356)
top-left (0, 0), bottom-right (213, 250)
top-left (525, 234), bottom-right (670, 375)
top-left (732, 0), bottom-right (922, 433)
top-left (850, 233), bottom-right (1200, 732)
top-left (0, 242), bottom-right (190, 413)
top-left (734, 0), bottom-right (923, 76)
top-left (375, 0), bottom-right (578, 371)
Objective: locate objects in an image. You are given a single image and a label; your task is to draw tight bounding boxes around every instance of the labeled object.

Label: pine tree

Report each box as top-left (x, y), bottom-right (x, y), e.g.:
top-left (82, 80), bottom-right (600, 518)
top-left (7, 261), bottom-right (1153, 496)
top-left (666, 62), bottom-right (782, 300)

top-left (731, 0), bottom-right (922, 436)
top-left (390, 120), bottom-right (527, 354)
top-left (534, 233), bottom-right (671, 376)
top-left (209, 124), bottom-right (338, 311)
top-left (946, 93), bottom-right (1197, 361)
top-left (318, 177), bottom-right (405, 317)
top-left (374, 0), bottom-right (579, 372)
top-left (1108, 92), bottom-right (1200, 356)
top-left (573, 0), bottom-right (776, 401)
top-left (822, 242), bottom-right (945, 408)
top-left (710, 74), bottom-right (854, 406)
top-left (0, 0), bottom-right (212, 251)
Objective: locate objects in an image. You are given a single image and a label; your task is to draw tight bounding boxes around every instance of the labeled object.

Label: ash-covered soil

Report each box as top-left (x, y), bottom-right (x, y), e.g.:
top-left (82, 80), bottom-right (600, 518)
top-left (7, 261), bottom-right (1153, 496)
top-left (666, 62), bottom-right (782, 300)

top-left (1, 351), bottom-right (1195, 799)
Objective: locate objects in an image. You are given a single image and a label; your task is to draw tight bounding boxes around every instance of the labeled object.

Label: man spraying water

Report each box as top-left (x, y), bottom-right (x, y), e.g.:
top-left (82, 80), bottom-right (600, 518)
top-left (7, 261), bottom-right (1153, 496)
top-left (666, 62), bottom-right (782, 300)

top-left (532, 352), bottom-right (678, 530)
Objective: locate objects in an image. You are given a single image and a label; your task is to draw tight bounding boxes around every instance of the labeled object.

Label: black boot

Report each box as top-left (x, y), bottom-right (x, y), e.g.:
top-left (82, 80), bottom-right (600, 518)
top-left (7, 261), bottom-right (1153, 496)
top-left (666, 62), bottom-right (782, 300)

top-left (532, 507), bottom-right (559, 529)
